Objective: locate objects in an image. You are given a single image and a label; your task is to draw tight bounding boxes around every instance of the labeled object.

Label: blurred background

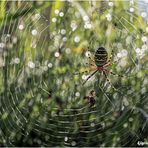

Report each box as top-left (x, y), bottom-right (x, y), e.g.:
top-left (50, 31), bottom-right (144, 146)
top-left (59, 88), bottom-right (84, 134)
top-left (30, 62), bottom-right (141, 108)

top-left (0, 0), bottom-right (148, 147)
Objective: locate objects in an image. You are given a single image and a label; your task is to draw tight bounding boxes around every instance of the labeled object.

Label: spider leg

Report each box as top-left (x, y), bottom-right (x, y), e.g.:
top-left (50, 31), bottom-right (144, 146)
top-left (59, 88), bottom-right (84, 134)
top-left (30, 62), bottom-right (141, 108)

top-left (103, 70), bottom-right (117, 90)
top-left (104, 60), bottom-right (119, 68)
top-left (110, 71), bottom-right (123, 77)
top-left (86, 62), bottom-right (96, 67)
top-left (103, 49), bottom-right (115, 67)
top-left (103, 71), bottom-right (111, 84)
top-left (88, 55), bottom-right (95, 63)
top-left (83, 70), bottom-right (98, 85)
top-left (103, 61), bottom-right (112, 67)
top-left (74, 70), bottom-right (89, 75)
top-left (85, 45), bottom-right (95, 63)
top-left (108, 49), bottom-right (113, 63)
top-left (105, 49), bottom-right (120, 67)
top-left (104, 69), bottom-right (123, 78)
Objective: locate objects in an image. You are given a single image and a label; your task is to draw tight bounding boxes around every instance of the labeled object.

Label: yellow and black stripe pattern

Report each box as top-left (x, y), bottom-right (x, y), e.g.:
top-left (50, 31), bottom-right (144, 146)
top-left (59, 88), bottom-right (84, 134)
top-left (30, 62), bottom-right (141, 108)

top-left (94, 47), bottom-right (108, 67)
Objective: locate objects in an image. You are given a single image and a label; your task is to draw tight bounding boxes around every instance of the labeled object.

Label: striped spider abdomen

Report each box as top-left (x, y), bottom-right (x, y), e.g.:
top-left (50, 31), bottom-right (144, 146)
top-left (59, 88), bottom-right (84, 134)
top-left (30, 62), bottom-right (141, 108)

top-left (94, 47), bottom-right (108, 67)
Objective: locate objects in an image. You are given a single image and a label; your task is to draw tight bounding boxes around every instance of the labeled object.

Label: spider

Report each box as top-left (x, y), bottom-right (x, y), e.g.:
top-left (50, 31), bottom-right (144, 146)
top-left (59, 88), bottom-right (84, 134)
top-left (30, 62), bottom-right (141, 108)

top-left (83, 47), bottom-right (123, 86)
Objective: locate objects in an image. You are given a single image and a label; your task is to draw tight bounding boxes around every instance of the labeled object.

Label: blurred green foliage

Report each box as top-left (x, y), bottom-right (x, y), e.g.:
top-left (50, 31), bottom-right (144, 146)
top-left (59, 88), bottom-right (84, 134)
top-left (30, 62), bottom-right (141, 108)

top-left (0, 0), bottom-right (147, 147)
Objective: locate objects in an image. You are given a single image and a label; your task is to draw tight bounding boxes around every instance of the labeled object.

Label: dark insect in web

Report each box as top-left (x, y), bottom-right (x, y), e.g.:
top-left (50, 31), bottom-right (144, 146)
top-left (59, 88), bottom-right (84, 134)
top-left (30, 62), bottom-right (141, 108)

top-left (84, 90), bottom-right (96, 107)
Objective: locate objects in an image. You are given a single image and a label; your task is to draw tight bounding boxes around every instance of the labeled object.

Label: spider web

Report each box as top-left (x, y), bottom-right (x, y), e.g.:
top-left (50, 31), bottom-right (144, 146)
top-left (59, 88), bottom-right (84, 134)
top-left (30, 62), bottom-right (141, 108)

top-left (0, 0), bottom-right (147, 147)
